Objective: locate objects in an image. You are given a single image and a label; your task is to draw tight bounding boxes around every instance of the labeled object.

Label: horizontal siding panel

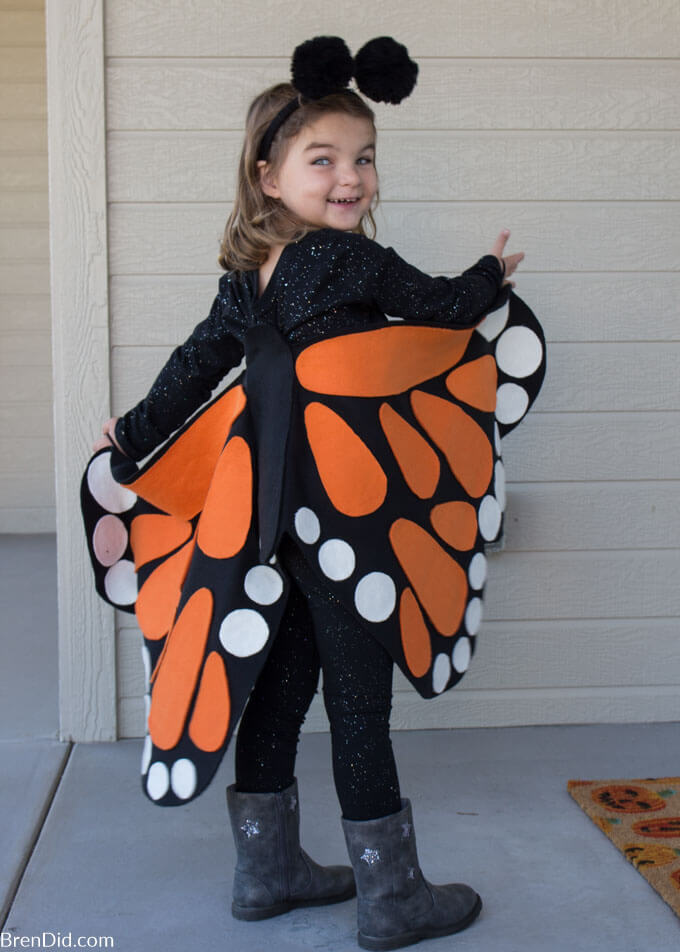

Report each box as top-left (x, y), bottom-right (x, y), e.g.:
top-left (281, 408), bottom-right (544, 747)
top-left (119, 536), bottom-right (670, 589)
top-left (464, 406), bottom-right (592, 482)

top-left (106, 60), bottom-right (680, 132)
top-left (0, 477), bottom-right (54, 509)
top-left (0, 82), bottom-right (46, 119)
top-left (117, 617), bottom-right (680, 703)
top-left (0, 224), bottom-right (49, 260)
top-left (0, 153), bottom-right (47, 189)
top-left (0, 119), bottom-right (47, 151)
top-left (108, 130), bottom-right (680, 203)
top-left (0, 401), bottom-right (52, 437)
top-left (109, 273), bottom-right (680, 346)
top-left (0, 328), bottom-right (51, 366)
top-left (0, 11), bottom-right (45, 45)
top-left (0, 189), bottom-right (48, 223)
top-left (0, 293), bottom-right (50, 329)
top-left (0, 506), bottom-right (55, 533)
top-left (0, 366), bottom-right (52, 403)
top-left (104, 1), bottom-right (680, 58)
top-left (0, 46), bottom-right (45, 82)
top-left (107, 201), bottom-right (680, 275)
top-left (0, 263), bottom-right (49, 293)
top-left (0, 437), bottom-right (54, 476)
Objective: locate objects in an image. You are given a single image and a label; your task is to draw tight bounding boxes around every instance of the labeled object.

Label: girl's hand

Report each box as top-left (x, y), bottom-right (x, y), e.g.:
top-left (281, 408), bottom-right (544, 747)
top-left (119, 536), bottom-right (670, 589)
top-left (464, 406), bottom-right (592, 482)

top-left (92, 417), bottom-right (126, 454)
top-left (489, 229), bottom-right (524, 288)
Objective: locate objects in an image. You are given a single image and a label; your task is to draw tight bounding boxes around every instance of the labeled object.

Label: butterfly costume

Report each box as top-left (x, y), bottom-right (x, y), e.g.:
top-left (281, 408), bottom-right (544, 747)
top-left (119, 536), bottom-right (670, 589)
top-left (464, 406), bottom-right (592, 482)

top-left (81, 225), bottom-right (546, 806)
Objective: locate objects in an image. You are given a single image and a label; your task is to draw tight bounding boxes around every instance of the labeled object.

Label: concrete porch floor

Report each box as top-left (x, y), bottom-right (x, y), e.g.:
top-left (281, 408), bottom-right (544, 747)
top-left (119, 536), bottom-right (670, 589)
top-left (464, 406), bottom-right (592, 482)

top-left (1, 534), bottom-right (678, 951)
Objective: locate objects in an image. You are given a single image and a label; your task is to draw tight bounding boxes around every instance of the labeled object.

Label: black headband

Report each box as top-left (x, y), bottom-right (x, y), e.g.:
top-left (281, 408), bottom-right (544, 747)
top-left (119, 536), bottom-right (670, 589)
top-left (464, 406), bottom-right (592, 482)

top-left (256, 36), bottom-right (418, 163)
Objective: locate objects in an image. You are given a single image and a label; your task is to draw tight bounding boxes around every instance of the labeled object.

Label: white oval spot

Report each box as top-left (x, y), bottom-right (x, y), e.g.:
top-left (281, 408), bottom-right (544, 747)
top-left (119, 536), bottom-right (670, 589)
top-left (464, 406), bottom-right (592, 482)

top-left (432, 653), bottom-right (451, 694)
top-left (452, 636), bottom-right (472, 673)
top-left (494, 460), bottom-right (506, 512)
top-left (496, 383), bottom-right (529, 425)
top-left (319, 539), bottom-right (356, 581)
top-left (465, 597), bottom-right (483, 636)
top-left (478, 496), bottom-right (502, 542)
top-left (86, 452), bottom-right (137, 513)
top-left (141, 644), bottom-right (151, 690)
top-left (92, 514), bottom-right (128, 566)
top-left (141, 734), bottom-right (152, 775)
top-left (476, 300), bottom-right (509, 342)
top-left (171, 758), bottom-right (197, 800)
top-left (468, 552), bottom-right (487, 590)
top-left (294, 507), bottom-right (320, 544)
top-left (103, 559), bottom-right (137, 606)
top-left (219, 609), bottom-right (269, 657)
top-left (494, 422), bottom-right (502, 455)
top-left (146, 761), bottom-right (170, 801)
top-left (244, 565), bottom-right (284, 605)
top-left (144, 693), bottom-right (151, 724)
top-left (496, 326), bottom-right (543, 379)
top-left (354, 572), bottom-right (396, 623)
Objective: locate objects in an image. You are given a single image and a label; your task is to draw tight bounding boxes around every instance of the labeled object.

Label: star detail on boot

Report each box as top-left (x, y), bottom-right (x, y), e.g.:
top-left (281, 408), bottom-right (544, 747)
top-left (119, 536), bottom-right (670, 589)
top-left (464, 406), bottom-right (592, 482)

top-left (240, 819), bottom-right (261, 839)
top-left (401, 822), bottom-right (412, 838)
top-left (289, 794), bottom-right (297, 812)
top-left (360, 848), bottom-right (381, 866)
top-left (407, 866), bottom-right (416, 880)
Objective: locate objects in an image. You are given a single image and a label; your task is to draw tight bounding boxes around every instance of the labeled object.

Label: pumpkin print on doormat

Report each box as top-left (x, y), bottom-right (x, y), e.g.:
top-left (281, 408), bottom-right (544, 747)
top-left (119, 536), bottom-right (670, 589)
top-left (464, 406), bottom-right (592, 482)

top-left (568, 778), bottom-right (680, 918)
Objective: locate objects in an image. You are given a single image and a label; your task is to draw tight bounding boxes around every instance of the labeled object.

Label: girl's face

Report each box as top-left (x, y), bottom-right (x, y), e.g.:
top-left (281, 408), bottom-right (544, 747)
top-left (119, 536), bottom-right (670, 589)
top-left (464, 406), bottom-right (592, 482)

top-left (258, 112), bottom-right (378, 232)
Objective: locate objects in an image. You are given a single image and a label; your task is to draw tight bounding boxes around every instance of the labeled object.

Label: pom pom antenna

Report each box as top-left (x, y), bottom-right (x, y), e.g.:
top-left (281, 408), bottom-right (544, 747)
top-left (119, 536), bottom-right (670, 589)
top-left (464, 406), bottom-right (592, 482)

top-left (354, 37), bottom-right (418, 105)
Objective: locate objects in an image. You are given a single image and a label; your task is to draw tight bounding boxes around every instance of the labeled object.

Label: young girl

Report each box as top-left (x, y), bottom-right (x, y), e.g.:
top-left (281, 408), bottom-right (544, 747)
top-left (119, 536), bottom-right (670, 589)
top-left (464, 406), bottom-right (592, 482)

top-left (89, 36), bottom-right (535, 951)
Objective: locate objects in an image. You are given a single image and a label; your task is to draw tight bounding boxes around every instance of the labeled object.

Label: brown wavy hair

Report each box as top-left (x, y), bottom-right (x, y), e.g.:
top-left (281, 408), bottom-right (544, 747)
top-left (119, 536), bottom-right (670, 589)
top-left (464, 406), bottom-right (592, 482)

top-left (218, 83), bottom-right (379, 273)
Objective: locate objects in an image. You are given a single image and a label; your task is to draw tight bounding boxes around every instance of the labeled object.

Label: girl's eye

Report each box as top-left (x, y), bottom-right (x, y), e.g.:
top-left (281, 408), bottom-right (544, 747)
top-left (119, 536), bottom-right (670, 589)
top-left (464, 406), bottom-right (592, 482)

top-left (312, 157), bottom-right (330, 165)
top-left (311, 157), bottom-right (374, 166)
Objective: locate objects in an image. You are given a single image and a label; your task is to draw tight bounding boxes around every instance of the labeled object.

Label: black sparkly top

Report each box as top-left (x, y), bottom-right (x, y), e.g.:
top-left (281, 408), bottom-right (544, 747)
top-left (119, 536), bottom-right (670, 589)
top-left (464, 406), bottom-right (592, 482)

top-left (115, 227), bottom-right (505, 461)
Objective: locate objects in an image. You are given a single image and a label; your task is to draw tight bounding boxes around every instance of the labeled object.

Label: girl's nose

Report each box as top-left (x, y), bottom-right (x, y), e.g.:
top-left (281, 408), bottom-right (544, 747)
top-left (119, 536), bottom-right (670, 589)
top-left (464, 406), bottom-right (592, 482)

top-left (337, 164), bottom-right (361, 185)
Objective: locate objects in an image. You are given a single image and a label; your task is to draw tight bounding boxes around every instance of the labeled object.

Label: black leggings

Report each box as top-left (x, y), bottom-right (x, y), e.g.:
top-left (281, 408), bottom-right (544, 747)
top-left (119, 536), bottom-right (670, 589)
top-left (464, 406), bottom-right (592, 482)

top-left (234, 531), bottom-right (402, 821)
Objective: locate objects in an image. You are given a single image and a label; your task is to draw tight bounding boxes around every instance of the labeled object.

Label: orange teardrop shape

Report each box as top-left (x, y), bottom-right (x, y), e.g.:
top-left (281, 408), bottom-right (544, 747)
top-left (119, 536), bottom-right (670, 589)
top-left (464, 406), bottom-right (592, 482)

top-left (389, 518), bottom-right (468, 636)
top-left (379, 403), bottom-right (440, 499)
top-left (400, 587), bottom-right (432, 678)
top-left (148, 587), bottom-right (213, 751)
top-left (446, 355), bottom-right (497, 411)
top-left (197, 436), bottom-right (252, 559)
top-left (130, 514), bottom-right (192, 569)
top-left (430, 501), bottom-right (478, 551)
top-left (135, 537), bottom-right (195, 640)
top-left (305, 402), bottom-right (387, 516)
top-left (126, 385), bottom-right (246, 520)
top-left (296, 325), bottom-right (472, 396)
top-left (189, 651), bottom-right (231, 752)
top-left (410, 390), bottom-right (493, 498)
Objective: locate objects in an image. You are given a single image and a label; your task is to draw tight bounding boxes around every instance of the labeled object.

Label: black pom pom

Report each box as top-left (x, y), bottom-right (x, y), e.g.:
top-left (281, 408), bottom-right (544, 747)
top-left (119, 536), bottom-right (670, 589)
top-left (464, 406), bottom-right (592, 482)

top-left (291, 36), bottom-right (354, 99)
top-left (354, 37), bottom-right (418, 104)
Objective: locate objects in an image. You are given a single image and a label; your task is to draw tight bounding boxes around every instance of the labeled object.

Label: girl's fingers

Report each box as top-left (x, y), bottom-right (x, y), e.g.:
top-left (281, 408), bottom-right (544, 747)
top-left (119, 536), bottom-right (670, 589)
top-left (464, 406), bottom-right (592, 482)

top-left (489, 229), bottom-right (510, 259)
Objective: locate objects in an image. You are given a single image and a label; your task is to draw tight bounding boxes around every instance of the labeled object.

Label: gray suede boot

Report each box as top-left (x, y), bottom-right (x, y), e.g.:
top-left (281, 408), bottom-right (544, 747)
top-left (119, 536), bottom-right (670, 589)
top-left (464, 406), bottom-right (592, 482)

top-left (342, 799), bottom-right (482, 950)
top-left (226, 778), bottom-right (356, 920)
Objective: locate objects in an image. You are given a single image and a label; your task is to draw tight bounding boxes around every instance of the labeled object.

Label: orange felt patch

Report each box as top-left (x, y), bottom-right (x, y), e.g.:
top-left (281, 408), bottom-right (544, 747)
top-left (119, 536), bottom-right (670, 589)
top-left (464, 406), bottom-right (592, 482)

top-left (305, 402), bottom-right (387, 516)
top-left (410, 390), bottom-right (493, 498)
top-left (135, 537), bottom-right (195, 641)
top-left (430, 501), bottom-right (478, 551)
top-left (379, 403), bottom-right (440, 499)
top-left (399, 587), bottom-right (432, 678)
top-left (188, 650), bottom-right (230, 752)
top-left (389, 518), bottom-right (468, 636)
top-left (129, 514), bottom-right (192, 569)
top-left (196, 436), bottom-right (252, 559)
top-left (148, 587), bottom-right (213, 751)
top-left (296, 325), bottom-right (472, 397)
top-left (445, 355), bottom-right (497, 412)
top-left (125, 385), bottom-right (246, 521)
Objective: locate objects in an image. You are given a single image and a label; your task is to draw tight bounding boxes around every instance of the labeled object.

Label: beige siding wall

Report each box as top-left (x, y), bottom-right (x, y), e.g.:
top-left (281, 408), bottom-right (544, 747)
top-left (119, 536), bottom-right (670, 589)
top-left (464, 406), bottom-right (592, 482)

top-left (104, 1), bottom-right (680, 736)
top-left (0, 0), bottom-right (53, 531)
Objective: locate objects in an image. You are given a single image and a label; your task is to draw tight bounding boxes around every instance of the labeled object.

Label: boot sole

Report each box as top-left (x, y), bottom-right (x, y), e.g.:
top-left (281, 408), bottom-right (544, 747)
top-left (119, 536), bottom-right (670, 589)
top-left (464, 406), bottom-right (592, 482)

top-left (356, 892), bottom-right (482, 951)
top-left (232, 883), bottom-right (357, 921)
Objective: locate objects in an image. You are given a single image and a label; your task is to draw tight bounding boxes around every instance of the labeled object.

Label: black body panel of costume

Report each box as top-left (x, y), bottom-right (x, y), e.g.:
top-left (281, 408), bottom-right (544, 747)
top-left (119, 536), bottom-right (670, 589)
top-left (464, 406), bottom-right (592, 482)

top-left (80, 227), bottom-right (546, 806)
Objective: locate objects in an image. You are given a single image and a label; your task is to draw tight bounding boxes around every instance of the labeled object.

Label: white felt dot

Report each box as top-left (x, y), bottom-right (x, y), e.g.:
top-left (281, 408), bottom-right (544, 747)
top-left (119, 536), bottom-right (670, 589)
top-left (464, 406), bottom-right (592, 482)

top-left (432, 653), bottom-right (451, 694)
top-left (219, 609), bottom-right (269, 657)
top-left (268, 554), bottom-right (278, 564)
top-left (468, 552), bottom-right (487, 590)
top-left (494, 460), bottom-right (506, 512)
top-left (478, 496), bottom-right (502, 542)
top-left (244, 565), bottom-right (283, 605)
top-left (86, 452), bottom-right (137, 513)
top-left (92, 514), bottom-right (128, 566)
top-left (475, 300), bottom-right (509, 342)
top-left (465, 598), bottom-right (483, 636)
top-left (496, 326), bottom-right (543, 379)
top-left (141, 644), bottom-right (151, 689)
top-left (103, 559), bottom-right (137, 606)
top-left (319, 539), bottom-right (356, 580)
top-left (171, 758), bottom-right (197, 800)
top-left (354, 572), bottom-right (396, 623)
top-left (452, 636), bottom-right (472, 673)
top-left (496, 383), bottom-right (529, 425)
top-left (141, 734), bottom-right (152, 775)
top-left (144, 693), bottom-right (151, 723)
top-left (494, 422), bottom-right (502, 455)
top-left (294, 507), bottom-right (320, 544)
top-left (146, 761), bottom-right (169, 801)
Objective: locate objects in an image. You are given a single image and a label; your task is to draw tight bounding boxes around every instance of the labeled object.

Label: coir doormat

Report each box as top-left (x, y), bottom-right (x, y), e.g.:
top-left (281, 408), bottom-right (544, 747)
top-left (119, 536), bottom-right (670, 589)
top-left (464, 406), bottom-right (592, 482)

top-left (568, 778), bottom-right (680, 918)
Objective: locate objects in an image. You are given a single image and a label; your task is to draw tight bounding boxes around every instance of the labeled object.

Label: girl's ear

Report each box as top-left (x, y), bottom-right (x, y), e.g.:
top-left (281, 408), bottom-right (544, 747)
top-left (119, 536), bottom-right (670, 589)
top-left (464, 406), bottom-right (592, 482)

top-left (257, 160), bottom-right (280, 199)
